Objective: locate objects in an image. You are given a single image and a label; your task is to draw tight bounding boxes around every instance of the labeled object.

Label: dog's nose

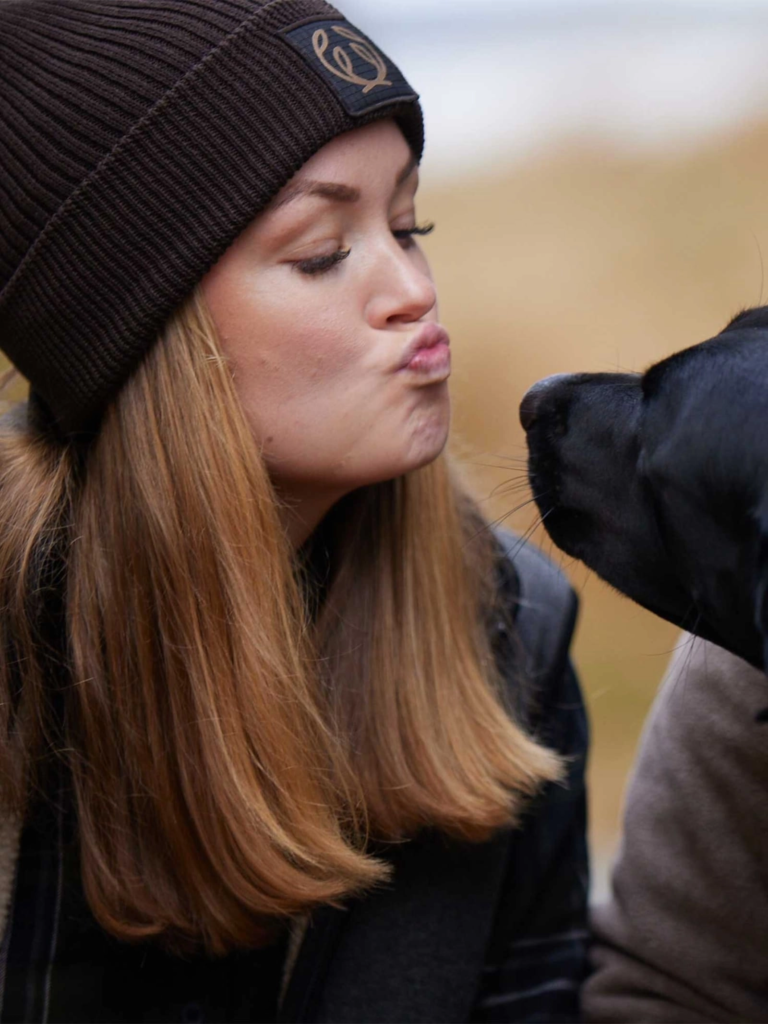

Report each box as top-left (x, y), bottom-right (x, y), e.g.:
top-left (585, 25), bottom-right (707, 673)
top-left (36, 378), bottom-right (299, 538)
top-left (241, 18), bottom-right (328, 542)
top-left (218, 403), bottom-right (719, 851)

top-left (520, 374), bottom-right (572, 431)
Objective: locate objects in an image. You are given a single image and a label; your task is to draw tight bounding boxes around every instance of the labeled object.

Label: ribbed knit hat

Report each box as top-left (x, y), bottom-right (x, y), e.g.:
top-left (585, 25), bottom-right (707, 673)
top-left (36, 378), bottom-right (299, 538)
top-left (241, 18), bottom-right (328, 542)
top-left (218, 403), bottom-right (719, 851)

top-left (0, 0), bottom-right (424, 434)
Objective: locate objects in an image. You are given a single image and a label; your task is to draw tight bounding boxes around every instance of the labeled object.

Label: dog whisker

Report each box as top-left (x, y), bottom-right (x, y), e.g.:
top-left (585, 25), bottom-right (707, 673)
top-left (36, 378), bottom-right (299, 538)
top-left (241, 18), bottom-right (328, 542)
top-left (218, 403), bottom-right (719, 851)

top-left (496, 507), bottom-right (555, 563)
top-left (485, 448), bottom-right (529, 462)
top-left (473, 458), bottom-right (532, 468)
top-left (488, 480), bottom-right (532, 500)
top-left (490, 497), bottom-right (540, 524)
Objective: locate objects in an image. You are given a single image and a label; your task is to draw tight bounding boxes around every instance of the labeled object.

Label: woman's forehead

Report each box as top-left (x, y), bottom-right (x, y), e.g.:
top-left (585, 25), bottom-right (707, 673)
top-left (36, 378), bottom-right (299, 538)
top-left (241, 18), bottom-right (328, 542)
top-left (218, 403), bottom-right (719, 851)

top-left (272, 121), bottom-right (418, 206)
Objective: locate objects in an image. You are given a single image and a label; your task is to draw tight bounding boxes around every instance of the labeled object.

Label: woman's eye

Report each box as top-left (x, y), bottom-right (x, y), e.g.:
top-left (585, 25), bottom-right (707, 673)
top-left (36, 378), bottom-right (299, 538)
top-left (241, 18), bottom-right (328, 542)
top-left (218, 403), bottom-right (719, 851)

top-left (294, 248), bottom-right (351, 276)
top-left (291, 223), bottom-right (435, 275)
top-left (393, 222), bottom-right (436, 248)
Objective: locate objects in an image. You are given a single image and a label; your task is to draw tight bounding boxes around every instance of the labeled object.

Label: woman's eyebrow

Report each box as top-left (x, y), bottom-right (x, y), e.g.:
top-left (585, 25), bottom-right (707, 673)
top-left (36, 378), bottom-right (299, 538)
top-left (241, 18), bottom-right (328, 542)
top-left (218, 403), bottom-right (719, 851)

top-left (273, 181), bottom-right (360, 209)
top-left (272, 155), bottom-right (419, 211)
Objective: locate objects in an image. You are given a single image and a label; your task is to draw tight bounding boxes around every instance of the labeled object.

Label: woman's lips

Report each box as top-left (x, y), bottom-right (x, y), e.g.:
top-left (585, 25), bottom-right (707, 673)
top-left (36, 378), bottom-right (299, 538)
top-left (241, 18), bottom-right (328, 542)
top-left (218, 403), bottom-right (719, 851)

top-left (399, 323), bottom-right (452, 378)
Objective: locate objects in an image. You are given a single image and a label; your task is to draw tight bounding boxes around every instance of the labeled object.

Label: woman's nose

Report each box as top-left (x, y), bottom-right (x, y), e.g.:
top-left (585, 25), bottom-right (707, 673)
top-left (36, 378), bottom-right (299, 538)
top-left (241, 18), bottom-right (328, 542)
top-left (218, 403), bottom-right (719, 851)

top-left (368, 246), bottom-right (437, 327)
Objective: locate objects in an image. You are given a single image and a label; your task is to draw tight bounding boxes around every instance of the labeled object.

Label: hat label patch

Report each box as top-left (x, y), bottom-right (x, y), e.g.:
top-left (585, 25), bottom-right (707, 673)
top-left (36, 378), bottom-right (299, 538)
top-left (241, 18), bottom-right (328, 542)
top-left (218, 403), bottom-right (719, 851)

top-left (282, 19), bottom-right (418, 116)
top-left (314, 24), bottom-right (391, 95)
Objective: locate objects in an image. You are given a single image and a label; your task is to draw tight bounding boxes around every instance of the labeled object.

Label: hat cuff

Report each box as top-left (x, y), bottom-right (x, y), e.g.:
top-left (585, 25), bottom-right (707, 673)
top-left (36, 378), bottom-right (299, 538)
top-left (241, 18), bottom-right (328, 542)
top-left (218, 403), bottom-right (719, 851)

top-left (0, 0), bottom-right (423, 434)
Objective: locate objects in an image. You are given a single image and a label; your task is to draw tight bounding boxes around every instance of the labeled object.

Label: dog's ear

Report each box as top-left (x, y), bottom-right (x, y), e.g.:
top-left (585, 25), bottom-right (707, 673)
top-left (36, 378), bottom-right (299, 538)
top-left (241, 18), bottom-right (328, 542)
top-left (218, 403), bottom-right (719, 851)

top-left (755, 510), bottom-right (768, 676)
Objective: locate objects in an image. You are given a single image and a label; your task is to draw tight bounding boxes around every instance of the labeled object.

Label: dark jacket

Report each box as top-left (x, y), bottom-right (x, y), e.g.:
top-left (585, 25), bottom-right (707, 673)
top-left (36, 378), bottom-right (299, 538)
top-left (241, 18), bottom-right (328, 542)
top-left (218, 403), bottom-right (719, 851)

top-left (0, 533), bottom-right (588, 1024)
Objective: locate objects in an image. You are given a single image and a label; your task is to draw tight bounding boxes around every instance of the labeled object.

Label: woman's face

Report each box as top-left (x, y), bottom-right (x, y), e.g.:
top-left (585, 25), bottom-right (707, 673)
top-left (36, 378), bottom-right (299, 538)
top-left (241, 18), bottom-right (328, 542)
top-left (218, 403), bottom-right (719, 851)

top-left (202, 119), bottom-right (449, 517)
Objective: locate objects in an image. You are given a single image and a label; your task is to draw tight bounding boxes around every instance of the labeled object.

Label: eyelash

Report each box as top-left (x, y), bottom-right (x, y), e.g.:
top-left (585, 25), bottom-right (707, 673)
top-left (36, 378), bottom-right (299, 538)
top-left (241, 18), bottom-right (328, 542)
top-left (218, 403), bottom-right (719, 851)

top-left (295, 222), bottom-right (436, 277)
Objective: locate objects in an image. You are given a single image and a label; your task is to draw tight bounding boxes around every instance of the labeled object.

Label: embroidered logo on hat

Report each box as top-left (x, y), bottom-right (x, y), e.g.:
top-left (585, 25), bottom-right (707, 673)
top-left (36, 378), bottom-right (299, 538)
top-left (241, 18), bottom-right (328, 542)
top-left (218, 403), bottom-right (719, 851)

top-left (282, 19), bottom-right (418, 116)
top-left (313, 24), bottom-right (391, 94)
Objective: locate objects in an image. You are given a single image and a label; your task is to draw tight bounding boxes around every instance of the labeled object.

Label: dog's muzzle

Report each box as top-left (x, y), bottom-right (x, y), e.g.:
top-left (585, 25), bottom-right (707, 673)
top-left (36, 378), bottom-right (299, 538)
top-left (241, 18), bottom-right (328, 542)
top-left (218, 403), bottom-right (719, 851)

top-left (519, 374), bottom-right (575, 432)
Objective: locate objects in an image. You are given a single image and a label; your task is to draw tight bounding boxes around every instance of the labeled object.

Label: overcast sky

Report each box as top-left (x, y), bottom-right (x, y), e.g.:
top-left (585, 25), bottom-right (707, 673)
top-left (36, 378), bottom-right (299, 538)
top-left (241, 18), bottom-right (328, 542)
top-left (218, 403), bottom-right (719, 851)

top-left (337, 0), bottom-right (768, 179)
top-left (346, 0), bottom-right (768, 19)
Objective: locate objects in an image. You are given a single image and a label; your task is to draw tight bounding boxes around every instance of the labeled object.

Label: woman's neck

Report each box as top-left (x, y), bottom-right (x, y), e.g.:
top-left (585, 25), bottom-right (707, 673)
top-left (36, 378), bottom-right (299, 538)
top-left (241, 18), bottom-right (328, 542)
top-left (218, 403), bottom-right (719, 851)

top-left (277, 486), bottom-right (345, 549)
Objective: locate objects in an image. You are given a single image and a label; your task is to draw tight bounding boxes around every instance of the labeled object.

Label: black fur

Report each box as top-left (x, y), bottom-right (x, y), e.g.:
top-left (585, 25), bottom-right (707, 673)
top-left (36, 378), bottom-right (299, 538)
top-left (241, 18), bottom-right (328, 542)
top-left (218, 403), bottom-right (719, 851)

top-left (520, 306), bottom-right (768, 672)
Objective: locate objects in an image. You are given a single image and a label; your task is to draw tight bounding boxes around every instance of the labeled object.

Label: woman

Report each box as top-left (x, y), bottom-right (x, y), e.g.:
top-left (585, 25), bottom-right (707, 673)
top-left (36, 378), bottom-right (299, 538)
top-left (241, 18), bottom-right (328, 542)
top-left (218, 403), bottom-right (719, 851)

top-left (0, 1), bottom-right (588, 1021)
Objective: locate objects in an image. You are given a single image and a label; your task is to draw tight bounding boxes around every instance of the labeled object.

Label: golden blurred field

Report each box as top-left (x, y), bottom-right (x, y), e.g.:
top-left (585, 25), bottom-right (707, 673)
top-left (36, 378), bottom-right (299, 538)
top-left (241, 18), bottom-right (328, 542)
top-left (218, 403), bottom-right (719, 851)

top-left (420, 121), bottom-right (768, 872)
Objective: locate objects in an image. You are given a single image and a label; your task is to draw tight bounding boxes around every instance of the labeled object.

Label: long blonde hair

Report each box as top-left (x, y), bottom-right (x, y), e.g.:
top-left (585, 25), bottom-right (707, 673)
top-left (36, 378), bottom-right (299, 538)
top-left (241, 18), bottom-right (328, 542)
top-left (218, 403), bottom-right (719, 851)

top-left (0, 290), bottom-right (560, 955)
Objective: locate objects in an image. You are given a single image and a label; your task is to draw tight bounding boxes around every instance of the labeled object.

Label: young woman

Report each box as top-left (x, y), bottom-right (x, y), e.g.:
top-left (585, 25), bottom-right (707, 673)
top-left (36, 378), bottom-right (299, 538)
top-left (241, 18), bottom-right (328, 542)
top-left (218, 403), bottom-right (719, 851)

top-left (0, 1), bottom-right (589, 1021)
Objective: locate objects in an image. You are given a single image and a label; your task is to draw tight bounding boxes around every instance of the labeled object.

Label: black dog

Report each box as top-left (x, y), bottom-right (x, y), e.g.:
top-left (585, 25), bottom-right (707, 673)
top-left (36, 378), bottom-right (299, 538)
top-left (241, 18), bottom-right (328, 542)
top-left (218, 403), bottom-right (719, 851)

top-left (520, 306), bottom-right (768, 673)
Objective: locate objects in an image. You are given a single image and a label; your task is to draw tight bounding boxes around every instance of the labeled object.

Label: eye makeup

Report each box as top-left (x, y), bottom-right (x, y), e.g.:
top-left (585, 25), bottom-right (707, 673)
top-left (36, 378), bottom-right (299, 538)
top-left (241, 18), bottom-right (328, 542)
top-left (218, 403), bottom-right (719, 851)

top-left (295, 223), bottom-right (436, 276)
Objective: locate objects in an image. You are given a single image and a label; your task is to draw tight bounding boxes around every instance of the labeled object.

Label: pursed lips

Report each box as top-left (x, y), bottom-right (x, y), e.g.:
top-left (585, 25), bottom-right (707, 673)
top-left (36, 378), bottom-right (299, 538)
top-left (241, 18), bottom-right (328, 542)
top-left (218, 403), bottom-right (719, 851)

top-left (397, 323), bottom-right (451, 375)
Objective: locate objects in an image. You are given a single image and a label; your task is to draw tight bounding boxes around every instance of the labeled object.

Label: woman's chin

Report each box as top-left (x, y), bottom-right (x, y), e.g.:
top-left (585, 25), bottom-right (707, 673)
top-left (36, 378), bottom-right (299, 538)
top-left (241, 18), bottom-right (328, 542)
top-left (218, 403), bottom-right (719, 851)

top-left (407, 431), bottom-right (450, 473)
top-left (373, 425), bottom-right (451, 483)
top-left (406, 399), bottom-right (451, 470)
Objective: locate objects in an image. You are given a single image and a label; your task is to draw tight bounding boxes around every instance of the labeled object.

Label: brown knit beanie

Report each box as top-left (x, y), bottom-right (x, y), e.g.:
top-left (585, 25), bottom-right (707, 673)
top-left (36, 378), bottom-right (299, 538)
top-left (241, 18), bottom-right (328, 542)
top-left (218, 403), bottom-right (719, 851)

top-left (0, 0), bottom-right (424, 435)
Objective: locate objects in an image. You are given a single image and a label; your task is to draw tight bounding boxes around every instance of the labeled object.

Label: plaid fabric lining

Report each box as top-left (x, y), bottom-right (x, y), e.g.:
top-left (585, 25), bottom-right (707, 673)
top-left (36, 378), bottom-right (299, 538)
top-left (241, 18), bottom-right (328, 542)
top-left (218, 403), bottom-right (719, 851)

top-left (470, 649), bottom-right (590, 1024)
top-left (476, 930), bottom-right (589, 1022)
top-left (0, 796), bottom-right (63, 1023)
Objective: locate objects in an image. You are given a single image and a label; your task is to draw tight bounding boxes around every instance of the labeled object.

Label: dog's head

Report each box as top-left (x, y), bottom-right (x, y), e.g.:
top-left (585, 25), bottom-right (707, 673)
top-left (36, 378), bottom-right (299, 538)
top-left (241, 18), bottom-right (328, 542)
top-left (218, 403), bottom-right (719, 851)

top-left (521, 306), bottom-right (768, 671)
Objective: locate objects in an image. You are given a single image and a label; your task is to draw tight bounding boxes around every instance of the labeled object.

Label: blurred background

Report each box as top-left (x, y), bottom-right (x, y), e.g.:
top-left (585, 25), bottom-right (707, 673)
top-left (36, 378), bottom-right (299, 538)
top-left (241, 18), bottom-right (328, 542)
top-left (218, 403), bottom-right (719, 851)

top-left (343, 0), bottom-right (768, 898)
